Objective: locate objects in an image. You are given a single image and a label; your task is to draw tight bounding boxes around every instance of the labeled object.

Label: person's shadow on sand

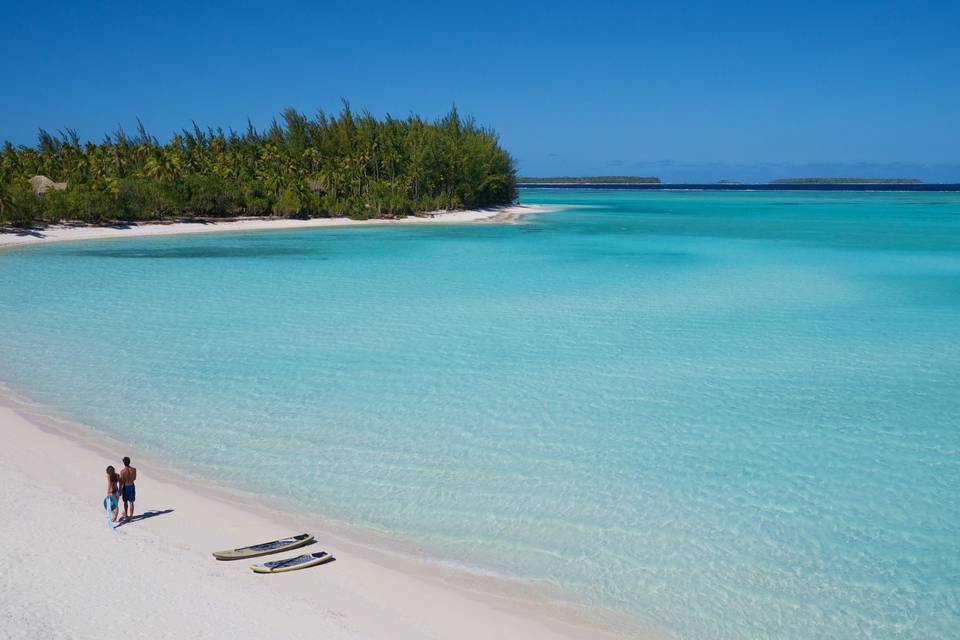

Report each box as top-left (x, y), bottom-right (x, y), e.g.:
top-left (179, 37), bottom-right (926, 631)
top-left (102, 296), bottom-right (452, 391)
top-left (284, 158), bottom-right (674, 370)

top-left (115, 509), bottom-right (174, 528)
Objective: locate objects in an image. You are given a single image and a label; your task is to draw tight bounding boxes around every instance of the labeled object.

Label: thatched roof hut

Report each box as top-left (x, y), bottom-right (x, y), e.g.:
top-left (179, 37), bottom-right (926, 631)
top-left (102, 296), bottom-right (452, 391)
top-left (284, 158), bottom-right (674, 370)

top-left (29, 175), bottom-right (68, 196)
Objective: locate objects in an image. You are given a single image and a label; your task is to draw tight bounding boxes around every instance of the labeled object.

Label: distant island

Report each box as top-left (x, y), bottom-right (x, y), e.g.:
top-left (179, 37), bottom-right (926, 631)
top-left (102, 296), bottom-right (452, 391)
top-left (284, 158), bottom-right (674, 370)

top-left (517, 176), bottom-right (661, 184)
top-left (769, 178), bottom-right (922, 184)
top-left (0, 105), bottom-right (517, 229)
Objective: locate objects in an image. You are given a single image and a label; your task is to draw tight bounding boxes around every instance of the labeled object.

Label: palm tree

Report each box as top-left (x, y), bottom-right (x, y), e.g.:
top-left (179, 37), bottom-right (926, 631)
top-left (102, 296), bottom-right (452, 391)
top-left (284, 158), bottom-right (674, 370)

top-left (0, 104), bottom-right (517, 226)
top-left (0, 180), bottom-right (12, 227)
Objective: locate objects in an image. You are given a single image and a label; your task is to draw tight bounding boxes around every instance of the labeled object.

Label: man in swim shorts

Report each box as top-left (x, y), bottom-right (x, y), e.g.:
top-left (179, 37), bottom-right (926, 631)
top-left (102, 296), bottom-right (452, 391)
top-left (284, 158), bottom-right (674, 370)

top-left (119, 456), bottom-right (137, 521)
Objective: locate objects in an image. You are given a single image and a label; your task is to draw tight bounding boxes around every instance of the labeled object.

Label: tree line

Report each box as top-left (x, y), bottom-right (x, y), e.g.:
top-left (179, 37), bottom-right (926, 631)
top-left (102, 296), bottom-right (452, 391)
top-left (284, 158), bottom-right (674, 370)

top-left (0, 104), bottom-right (517, 227)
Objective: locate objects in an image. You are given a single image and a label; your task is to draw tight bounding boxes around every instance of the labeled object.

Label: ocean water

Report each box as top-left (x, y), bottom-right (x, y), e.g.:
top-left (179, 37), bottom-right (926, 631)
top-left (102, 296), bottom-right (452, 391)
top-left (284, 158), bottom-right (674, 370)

top-left (1, 190), bottom-right (958, 639)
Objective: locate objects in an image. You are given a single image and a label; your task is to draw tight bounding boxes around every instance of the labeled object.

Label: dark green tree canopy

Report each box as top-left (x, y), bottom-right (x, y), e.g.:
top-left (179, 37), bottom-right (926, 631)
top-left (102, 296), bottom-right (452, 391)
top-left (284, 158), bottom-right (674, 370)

top-left (0, 105), bottom-right (516, 227)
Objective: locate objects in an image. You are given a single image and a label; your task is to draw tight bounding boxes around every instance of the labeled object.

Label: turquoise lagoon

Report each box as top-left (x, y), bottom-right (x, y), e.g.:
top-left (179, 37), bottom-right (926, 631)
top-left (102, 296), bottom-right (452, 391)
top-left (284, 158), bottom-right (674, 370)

top-left (0, 190), bottom-right (958, 639)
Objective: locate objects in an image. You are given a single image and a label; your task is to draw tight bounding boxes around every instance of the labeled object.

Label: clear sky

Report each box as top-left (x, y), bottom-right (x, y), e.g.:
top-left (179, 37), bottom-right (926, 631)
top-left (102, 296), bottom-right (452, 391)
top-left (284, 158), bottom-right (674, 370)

top-left (2, 0), bottom-right (958, 181)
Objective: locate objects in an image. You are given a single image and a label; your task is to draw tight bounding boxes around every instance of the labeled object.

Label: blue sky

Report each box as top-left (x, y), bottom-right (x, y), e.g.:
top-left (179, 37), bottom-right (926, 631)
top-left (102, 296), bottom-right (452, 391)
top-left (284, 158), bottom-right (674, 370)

top-left (2, 0), bottom-right (958, 181)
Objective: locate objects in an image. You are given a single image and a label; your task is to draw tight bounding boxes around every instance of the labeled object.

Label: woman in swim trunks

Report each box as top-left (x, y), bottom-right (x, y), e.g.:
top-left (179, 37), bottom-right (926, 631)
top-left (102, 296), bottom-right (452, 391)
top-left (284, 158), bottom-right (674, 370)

top-left (105, 466), bottom-right (120, 522)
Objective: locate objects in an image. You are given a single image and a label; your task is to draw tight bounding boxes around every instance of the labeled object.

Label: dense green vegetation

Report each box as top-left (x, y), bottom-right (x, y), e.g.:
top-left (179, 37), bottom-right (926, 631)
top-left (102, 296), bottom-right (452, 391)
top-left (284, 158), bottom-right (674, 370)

top-left (517, 176), bottom-right (661, 184)
top-left (0, 104), bottom-right (516, 228)
top-left (769, 177), bottom-right (922, 184)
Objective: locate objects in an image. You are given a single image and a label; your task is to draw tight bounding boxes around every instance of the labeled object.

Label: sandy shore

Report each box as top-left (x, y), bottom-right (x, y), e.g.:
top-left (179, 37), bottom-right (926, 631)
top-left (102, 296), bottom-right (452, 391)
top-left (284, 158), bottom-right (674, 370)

top-left (0, 204), bottom-right (551, 249)
top-left (0, 385), bottom-right (655, 640)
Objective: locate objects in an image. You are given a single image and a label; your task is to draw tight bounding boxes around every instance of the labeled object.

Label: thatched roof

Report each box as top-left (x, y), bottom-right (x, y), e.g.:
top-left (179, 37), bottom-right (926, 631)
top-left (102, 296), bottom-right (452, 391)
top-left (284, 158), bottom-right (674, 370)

top-left (29, 175), bottom-right (68, 196)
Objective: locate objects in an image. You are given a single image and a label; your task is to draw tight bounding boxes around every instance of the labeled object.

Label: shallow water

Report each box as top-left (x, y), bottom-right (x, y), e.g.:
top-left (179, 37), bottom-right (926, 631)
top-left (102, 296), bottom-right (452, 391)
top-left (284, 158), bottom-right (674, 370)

top-left (1, 190), bottom-right (958, 639)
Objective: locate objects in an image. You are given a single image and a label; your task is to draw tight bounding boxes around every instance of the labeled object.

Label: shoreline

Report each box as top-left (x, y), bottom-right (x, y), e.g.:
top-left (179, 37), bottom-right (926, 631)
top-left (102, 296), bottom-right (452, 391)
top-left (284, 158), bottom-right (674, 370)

top-left (0, 380), bottom-right (661, 640)
top-left (0, 204), bottom-right (553, 250)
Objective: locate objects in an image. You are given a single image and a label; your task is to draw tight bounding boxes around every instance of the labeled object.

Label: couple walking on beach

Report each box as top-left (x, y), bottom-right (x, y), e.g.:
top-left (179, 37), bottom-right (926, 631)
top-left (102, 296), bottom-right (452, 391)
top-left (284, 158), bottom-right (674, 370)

top-left (105, 457), bottom-right (137, 523)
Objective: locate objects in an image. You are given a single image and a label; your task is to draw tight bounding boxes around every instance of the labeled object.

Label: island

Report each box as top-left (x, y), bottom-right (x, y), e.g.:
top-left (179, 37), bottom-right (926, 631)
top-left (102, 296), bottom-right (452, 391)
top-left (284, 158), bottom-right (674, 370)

top-left (769, 178), bottom-right (922, 184)
top-left (517, 176), bottom-right (661, 184)
top-left (0, 105), bottom-right (517, 229)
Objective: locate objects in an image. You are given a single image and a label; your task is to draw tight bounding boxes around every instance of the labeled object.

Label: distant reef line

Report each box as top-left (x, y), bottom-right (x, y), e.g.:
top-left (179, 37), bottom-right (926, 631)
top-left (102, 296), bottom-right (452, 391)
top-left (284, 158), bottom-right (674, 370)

top-left (517, 176), bottom-right (661, 184)
top-left (768, 177), bottom-right (922, 184)
top-left (517, 176), bottom-right (924, 185)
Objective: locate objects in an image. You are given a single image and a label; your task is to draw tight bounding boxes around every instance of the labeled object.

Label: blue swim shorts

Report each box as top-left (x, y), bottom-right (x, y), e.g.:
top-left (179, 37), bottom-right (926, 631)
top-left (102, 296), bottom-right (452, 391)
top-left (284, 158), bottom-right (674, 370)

top-left (122, 484), bottom-right (136, 503)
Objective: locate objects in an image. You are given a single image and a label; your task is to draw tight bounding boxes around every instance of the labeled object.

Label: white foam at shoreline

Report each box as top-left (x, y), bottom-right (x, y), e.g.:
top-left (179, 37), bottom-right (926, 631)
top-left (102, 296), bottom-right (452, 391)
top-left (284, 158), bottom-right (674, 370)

top-left (0, 204), bottom-right (556, 249)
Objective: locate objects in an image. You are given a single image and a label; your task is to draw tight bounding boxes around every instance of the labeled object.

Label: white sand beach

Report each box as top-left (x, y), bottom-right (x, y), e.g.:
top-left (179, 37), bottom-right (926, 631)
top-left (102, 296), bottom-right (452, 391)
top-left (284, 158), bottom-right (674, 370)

top-left (0, 387), bottom-right (652, 640)
top-left (0, 205), bottom-right (551, 249)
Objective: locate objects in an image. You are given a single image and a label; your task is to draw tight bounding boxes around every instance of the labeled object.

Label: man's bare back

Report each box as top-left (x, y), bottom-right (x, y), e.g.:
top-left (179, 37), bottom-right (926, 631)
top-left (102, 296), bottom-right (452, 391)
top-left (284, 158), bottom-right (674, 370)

top-left (119, 465), bottom-right (137, 484)
top-left (119, 456), bottom-right (137, 519)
